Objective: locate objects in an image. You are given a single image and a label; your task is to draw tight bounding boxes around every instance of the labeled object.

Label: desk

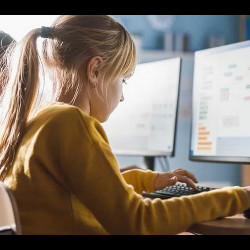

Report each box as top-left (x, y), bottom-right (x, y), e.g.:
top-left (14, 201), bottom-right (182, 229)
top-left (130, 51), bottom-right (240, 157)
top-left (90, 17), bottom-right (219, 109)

top-left (187, 213), bottom-right (250, 235)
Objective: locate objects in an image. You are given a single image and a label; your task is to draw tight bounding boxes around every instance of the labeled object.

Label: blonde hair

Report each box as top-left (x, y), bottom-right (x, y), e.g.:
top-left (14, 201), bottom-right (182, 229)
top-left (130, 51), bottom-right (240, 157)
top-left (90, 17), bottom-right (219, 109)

top-left (0, 15), bottom-right (136, 180)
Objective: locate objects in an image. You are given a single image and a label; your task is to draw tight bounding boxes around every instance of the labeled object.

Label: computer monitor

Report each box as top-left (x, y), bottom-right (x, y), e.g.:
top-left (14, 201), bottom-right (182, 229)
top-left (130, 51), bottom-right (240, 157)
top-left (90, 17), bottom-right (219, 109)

top-left (190, 40), bottom-right (250, 163)
top-left (102, 58), bottom-right (181, 165)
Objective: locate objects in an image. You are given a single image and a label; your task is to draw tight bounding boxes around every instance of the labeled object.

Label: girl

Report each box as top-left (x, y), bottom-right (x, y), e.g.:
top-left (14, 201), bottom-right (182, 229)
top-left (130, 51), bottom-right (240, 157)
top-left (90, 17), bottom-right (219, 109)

top-left (0, 15), bottom-right (249, 235)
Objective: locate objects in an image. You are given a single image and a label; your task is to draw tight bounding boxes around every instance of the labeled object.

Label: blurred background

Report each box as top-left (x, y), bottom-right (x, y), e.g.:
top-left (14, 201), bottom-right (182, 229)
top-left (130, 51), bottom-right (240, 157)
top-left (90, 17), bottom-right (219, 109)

top-left (1, 15), bottom-right (250, 187)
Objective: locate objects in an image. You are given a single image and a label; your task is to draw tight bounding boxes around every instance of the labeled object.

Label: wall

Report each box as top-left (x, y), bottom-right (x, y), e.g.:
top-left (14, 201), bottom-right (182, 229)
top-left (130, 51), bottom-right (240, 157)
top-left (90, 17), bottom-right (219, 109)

top-left (113, 15), bottom-right (240, 51)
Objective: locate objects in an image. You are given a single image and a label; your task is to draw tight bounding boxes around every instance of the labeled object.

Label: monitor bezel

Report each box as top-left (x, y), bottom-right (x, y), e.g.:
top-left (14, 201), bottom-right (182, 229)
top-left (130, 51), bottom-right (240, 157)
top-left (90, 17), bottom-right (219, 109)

top-left (189, 40), bottom-right (250, 164)
top-left (189, 155), bottom-right (250, 164)
top-left (113, 57), bottom-right (182, 158)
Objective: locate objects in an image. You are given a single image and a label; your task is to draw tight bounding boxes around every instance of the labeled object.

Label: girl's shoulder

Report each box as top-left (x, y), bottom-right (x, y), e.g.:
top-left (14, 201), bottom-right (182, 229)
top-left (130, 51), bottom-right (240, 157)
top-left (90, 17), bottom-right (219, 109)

top-left (33, 101), bottom-right (90, 123)
top-left (31, 101), bottom-right (108, 143)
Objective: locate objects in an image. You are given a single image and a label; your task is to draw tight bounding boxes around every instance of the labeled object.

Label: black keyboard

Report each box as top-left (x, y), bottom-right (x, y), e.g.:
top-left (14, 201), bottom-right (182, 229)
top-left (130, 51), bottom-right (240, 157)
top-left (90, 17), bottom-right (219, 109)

top-left (142, 183), bottom-right (216, 199)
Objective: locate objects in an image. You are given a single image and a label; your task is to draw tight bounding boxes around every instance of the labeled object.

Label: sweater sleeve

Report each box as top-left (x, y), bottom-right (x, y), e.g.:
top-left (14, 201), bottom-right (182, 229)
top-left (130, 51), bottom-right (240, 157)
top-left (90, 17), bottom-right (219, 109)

top-left (121, 169), bottom-right (158, 194)
top-left (46, 107), bottom-right (249, 235)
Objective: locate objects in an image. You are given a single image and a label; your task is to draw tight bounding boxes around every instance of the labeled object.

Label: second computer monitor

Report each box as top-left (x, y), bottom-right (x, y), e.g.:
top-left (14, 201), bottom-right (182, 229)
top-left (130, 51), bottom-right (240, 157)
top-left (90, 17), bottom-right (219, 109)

top-left (190, 40), bottom-right (250, 163)
top-left (102, 58), bottom-right (181, 157)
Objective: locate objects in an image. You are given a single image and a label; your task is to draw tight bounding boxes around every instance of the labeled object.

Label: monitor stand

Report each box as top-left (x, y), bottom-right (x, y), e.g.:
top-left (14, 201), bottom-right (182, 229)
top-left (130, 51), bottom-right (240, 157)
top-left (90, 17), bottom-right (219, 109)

top-left (143, 156), bottom-right (155, 171)
top-left (143, 155), bottom-right (171, 172)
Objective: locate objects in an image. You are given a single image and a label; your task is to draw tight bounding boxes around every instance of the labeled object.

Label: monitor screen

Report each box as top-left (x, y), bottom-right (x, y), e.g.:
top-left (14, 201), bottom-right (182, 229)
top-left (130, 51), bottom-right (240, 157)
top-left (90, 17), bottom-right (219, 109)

top-left (102, 58), bottom-right (181, 156)
top-left (190, 40), bottom-right (250, 163)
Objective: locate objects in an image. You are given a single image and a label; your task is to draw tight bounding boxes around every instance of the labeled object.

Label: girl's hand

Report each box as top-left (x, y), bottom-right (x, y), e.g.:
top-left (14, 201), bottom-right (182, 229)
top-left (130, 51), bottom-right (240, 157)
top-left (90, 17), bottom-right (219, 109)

top-left (154, 168), bottom-right (199, 191)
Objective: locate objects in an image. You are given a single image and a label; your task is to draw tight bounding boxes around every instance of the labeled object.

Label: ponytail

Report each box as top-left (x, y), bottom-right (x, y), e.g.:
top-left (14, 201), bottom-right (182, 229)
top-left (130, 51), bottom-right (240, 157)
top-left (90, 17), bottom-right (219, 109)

top-left (0, 28), bottom-right (41, 180)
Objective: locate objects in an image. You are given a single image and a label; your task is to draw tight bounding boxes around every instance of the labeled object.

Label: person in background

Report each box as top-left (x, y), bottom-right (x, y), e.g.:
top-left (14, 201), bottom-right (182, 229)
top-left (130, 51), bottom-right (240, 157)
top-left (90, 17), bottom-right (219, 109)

top-left (0, 30), bottom-right (15, 57)
top-left (0, 31), bottom-right (15, 96)
top-left (0, 15), bottom-right (249, 235)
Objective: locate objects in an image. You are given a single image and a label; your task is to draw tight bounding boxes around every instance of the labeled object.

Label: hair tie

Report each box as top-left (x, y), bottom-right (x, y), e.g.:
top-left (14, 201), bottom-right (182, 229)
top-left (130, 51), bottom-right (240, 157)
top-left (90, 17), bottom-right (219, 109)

top-left (40, 26), bottom-right (54, 39)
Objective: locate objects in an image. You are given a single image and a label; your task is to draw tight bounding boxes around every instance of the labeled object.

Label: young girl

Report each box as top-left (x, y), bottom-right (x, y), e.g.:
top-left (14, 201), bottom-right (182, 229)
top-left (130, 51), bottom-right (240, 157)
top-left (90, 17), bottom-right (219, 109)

top-left (0, 15), bottom-right (249, 235)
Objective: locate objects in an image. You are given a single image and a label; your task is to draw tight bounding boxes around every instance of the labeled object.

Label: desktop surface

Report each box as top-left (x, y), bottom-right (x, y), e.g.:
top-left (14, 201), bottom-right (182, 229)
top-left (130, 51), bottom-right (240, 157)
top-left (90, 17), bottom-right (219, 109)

top-left (188, 213), bottom-right (250, 235)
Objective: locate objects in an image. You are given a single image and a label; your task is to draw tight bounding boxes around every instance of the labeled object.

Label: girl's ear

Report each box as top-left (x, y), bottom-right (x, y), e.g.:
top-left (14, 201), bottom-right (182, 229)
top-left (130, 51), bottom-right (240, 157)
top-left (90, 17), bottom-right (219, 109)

top-left (87, 56), bottom-right (103, 88)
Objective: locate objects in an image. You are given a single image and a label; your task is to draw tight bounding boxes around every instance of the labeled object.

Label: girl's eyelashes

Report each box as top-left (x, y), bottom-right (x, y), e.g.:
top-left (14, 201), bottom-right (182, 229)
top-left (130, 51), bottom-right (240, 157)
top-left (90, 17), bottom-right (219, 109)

top-left (122, 79), bottom-right (128, 85)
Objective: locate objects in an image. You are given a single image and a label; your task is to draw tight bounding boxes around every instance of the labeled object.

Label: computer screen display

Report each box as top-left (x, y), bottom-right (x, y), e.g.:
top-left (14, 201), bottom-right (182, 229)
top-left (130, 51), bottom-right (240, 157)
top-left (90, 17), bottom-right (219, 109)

top-left (190, 40), bottom-right (250, 163)
top-left (102, 58), bottom-right (181, 156)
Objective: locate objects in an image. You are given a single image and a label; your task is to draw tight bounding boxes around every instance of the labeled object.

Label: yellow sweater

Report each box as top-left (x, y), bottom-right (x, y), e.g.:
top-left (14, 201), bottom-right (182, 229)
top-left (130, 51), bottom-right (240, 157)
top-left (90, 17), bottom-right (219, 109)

top-left (4, 102), bottom-right (249, 235)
